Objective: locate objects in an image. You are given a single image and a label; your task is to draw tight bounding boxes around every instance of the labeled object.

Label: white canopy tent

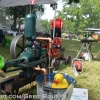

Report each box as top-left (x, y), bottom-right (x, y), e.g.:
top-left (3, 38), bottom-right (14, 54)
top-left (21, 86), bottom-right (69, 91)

top-left (0, 0), bottom-right (57, 8)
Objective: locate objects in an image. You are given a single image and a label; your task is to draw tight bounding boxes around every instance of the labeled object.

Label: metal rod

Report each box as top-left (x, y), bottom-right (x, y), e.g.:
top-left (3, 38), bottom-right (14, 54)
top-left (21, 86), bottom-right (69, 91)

top-left (53, 4), bottom-right (57, 39)
top-left (30, 4), bottom-right (31, 13)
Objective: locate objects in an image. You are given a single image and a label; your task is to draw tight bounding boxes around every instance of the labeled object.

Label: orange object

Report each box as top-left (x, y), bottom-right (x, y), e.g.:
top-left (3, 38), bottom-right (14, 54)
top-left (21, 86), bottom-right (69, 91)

top-left (51, 37), bottom-right (62, 56)
top-left (92, 34), bottom-right (98, 40)
top-left (0, 70), bottom-right (2, 72)
top-left (34, 67), bottom-right (47, 83)
top-left (40, 37), bottom-right (63, 56)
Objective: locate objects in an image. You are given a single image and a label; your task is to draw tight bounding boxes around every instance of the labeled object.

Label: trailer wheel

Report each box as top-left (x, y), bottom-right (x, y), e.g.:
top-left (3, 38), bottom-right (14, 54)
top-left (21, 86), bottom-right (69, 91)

top-left (53, 58), bottom-right (60, 70)
top-left (65, 56), bottom-right (71, 65)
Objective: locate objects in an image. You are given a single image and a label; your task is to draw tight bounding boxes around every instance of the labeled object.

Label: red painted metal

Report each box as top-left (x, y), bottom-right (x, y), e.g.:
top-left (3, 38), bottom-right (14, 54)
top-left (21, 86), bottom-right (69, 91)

top-left (73, 61), bottom-right (82, 71)
top-left (51, 37), bottom-right (62, 56)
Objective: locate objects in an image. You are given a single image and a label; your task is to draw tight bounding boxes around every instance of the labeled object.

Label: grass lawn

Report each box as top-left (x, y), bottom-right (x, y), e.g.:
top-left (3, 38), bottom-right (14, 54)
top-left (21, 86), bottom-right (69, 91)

top-left (0, 35), bottom-right (100, 100)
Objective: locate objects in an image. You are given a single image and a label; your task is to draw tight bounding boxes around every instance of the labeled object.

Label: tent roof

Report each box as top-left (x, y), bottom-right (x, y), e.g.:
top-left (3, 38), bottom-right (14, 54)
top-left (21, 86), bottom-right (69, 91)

top-left (84, 28), bottom-right (100, 32)
top-left (0, 0), bottom-right (57, 8)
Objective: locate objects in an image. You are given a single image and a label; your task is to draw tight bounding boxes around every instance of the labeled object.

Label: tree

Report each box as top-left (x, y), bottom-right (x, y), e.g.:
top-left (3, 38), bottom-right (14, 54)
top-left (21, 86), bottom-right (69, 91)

top-left (6, 6), bottom-right (26, 29)
top-left (36, 19), bottom-right (50, 33)
top-left (0, 8), bottom-right (10, 27)
top-left (6, 5), bottom-right (44, 29)
top-left (68, 0), bottom-right (80, 4)
top-left (57, 0), bottom-right (100, 34)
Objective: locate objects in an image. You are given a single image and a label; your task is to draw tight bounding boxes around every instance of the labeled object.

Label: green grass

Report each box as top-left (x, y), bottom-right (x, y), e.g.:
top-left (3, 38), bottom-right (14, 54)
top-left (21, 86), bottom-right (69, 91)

top-left (58, 39), bottom-right (100, 100)
top-left (0, 35), bottom-right (100, 100)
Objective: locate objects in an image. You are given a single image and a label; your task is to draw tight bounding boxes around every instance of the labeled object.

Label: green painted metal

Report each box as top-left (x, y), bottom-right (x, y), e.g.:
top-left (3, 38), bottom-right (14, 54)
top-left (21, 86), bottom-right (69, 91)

top-left (3, 45), bottom-right (48, 77)
top-left (25, 13), bottom-right (36, 41)
top-left (1, 13), bottom-right (49, 77)
top-left (20, 46), bottom-right (40, 61)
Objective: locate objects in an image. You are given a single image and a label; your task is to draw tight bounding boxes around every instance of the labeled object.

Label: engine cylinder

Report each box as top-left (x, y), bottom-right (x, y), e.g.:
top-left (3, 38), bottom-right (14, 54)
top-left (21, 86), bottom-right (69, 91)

top-left (25, 13), bottom-right (36, 40)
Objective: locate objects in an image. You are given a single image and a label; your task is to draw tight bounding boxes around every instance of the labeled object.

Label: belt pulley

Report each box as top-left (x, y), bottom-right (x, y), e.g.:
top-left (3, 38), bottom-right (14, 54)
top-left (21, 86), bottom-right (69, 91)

top-left (10, 34), bottom-right (25, 59)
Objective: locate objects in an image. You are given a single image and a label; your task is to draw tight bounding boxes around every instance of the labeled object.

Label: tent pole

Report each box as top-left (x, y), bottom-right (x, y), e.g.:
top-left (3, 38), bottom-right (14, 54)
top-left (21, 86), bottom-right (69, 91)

top-left (30, 4), bottom-right (31, 13)
top-left (53, 4), bottom-right (57, 39)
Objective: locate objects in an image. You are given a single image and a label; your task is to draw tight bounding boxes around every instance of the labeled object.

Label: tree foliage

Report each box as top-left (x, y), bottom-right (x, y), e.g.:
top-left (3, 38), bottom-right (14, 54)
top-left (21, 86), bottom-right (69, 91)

top-left (36, 19), bottom-right (50, 33)
top-left (68, 0), bottom-right (80, 4)
top-left (0, 8), bottom-right (11, 27)
top-left (6, 6), bottom-right (26, 28)
top-left (57, 0), bottom-right (100, 34)
top-left (6, 4), bottom-right (44, 28)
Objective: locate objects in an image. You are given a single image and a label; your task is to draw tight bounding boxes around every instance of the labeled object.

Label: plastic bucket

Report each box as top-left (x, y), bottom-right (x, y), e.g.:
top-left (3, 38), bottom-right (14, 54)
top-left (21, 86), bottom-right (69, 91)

top-left (0, 55), bottom-right (4, 69)
top-left (4, 38), bottom-right (11, 47)
top-left (36, 73), bottom-right (76, 100)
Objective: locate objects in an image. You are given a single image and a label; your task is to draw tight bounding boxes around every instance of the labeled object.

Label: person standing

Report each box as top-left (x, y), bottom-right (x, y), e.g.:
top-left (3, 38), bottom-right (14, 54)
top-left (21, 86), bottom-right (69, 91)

top-left (50, 18), bottom-right (63, 39)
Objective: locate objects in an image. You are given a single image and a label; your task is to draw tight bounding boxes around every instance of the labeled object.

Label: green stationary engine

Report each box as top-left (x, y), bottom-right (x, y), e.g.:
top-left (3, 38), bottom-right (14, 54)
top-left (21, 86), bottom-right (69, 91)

top-left (0, 13), bottom-right (49, 77)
